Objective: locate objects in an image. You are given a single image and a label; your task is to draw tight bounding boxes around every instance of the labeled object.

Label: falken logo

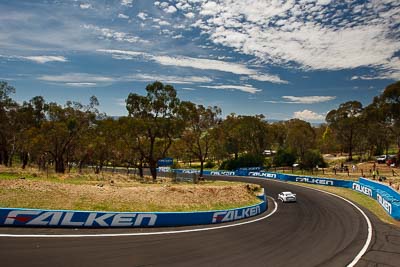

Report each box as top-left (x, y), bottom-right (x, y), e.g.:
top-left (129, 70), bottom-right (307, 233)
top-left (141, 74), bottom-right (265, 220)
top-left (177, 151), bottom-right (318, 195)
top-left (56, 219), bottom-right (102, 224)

top-left (295, 177), bottom-right (334, 186)
top-left (352, 183), bottom-right (373, 197)
top-left (377, 194), bottom-right (392, 214)
top-left (210, 171), bottom-right (235, 176)
top-left (3, 210), bottom-right (157, 227)
top-left (182, 170), bottom-right (200, 174)
top-left (248, 172), bottom-right (277, 179)
top-left (212, 206), bottom-right (260, 223)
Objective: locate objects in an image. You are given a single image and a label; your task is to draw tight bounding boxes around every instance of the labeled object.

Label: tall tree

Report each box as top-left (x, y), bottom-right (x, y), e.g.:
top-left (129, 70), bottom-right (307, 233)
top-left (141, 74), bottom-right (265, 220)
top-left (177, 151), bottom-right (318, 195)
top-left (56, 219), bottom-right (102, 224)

top-left (0, 81), bottom-right (17, 166)
top-left (126, 81), bottom-right (183, 181)
top-left (35, 97), bottom-right (99, 173)
top-left (326, 101), bottom-right (363, 161)
top-left (180, 102), bottom-right (221, 178)
top-left (285, 119), bottom-right (316, 162)
top-left (373, 81), bottom-right (400, 161)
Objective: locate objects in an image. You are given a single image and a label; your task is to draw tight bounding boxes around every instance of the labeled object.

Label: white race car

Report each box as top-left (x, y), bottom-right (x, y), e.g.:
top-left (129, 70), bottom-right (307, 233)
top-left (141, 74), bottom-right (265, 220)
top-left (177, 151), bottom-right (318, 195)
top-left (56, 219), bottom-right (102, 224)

top-left (278, 191), bottom-right (297, 203)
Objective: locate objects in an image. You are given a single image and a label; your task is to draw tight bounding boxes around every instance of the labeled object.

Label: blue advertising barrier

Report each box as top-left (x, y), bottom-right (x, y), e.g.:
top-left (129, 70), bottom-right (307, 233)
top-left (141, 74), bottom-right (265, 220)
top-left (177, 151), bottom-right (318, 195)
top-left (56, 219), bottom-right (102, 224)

top-left (0, 196), bottom-right (267, 228)
top-left (359, 178), bottom-right (400, 201)
top-left (172, 168), bottom-right (400, 221)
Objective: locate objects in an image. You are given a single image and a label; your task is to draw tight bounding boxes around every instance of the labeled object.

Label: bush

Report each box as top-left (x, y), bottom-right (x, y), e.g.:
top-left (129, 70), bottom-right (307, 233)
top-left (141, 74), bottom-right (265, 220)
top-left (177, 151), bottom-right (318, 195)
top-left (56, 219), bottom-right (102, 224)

top-left (302, 149), bottom-right (327, 169)
top-left (220, 154), bottom-right (265, 170)
top-left (204, 161), bottom-right (215, 169)
top-left (273, 148), bottom-right (297, 167)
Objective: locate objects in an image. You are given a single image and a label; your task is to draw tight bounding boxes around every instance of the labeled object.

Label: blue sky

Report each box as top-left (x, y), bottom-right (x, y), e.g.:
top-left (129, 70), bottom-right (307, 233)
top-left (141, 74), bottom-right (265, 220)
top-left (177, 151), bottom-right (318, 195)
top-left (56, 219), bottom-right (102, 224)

top-left (0, 0), bottom-right (399, 122)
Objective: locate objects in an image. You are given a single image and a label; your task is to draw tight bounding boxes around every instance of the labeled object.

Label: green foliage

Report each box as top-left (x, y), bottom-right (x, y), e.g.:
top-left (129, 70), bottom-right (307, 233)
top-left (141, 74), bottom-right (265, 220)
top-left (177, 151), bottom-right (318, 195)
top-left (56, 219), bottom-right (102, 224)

top-left (272, 148), bottom-right (297, 167)
top-left (302, 149), bottom-right (327, 169)
top-left (204, 160), bottom-right (215, 169)
top-left (220, 154), bottom-right (265, 170)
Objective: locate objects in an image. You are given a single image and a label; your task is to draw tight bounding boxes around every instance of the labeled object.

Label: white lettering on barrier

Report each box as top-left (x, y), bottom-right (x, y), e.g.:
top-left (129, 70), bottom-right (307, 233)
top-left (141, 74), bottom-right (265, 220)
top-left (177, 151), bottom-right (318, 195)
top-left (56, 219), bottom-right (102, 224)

top-left (248, 172), bottom-right (277, 179)
top-left (212, 206), bottom-right (261, 223)
top-left (352, 183), bottom-right (373, 197)
top-left (295, 177), bottom-right (334, 186)
top-left (4, 211), bottom-right (158, 227)
top-left (182, 170), bottom-right (200, 174)
top-left (377, 193), bottom-right (392, 214)
top-left (210, 171), bottom-right (236, 176)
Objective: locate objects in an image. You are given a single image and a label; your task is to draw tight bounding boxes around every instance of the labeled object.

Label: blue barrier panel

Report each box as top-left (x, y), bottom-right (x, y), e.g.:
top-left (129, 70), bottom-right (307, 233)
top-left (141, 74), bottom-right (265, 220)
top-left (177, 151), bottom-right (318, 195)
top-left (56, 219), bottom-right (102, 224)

top-left (246, 171), bottom-right (279, 179)
top-left (376, 190), bottom-right (400, 220)
top-left (0, 199), bottom-right (267, 228)
top-left (283, 175), bottom-right (353, 188)
top-left (359, 178), bottom-right (400, 201)
top-left (351, 182), bottom-right (376, 199)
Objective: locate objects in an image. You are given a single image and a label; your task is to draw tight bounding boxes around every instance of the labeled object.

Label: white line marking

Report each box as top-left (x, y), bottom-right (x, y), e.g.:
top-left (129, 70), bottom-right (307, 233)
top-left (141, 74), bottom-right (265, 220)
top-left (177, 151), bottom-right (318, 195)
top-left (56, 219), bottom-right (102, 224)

top-left (0, 198), bottom-right (278, 238)
top-left (244, 177), bottom-right (372, 267)
top-left (291, 184), bottom-right (372, 267)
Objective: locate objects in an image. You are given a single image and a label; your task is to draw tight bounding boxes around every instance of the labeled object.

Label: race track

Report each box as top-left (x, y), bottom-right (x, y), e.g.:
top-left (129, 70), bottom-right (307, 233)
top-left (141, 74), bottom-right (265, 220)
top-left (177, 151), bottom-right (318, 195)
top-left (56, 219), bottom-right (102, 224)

top-left (1, 176), bottom-right (400, 267)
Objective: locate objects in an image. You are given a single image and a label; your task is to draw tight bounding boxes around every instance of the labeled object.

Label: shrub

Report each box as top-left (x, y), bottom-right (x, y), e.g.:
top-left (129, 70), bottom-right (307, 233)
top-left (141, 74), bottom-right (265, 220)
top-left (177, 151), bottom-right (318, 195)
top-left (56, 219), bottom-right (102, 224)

top-left (302, 149), bottom-right (327, 169)
top-left (220, 154), bottom-right (265, 170)
top-left (273, 148), bottom-right (297, 167)
top-left (204, 161), bottom-right (215, 169)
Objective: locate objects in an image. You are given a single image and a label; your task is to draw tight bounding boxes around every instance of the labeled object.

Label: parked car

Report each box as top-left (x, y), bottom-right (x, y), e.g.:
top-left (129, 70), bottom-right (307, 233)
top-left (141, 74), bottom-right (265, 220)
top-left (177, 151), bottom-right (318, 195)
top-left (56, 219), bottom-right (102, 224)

top-left (278, 191), bottom-right (297, 203)
top-left (376, 155), bottom-right (388, 164)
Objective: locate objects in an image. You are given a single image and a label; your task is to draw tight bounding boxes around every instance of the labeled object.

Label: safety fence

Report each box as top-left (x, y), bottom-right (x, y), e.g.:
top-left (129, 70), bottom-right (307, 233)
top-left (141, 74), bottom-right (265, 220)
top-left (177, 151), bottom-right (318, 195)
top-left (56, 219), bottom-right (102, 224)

top-left (0, 191), bottom-right (266, 228)
top-left (166, 168), bottom-right (400, 220)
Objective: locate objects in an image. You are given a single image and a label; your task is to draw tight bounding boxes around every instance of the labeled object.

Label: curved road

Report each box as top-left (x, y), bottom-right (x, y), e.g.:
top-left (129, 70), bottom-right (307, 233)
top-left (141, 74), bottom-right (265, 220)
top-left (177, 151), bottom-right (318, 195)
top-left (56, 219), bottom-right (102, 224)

top-left (1, 176), bottom-right (399, 266)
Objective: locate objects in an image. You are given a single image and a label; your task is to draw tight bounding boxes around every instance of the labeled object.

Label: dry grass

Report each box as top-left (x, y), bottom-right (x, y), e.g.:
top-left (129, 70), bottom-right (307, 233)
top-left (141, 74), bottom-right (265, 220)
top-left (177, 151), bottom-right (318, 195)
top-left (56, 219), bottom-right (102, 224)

top-left (0, 166), bottom-right (261, 212)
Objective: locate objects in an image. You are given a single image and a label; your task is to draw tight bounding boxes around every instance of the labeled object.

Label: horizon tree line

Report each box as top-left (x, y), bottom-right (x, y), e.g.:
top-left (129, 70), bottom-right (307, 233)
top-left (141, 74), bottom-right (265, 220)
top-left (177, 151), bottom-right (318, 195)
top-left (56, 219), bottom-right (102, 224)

top-left (0, 80), bottom-right (399, 181)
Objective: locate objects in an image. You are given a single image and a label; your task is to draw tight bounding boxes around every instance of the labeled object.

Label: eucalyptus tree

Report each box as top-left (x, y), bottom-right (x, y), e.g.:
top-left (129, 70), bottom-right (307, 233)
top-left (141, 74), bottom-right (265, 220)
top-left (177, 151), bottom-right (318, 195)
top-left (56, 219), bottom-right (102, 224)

top-left (36, 97), bottom-right (99, 173)
top-left (372, 81), bottom-right (400, 160)
top-left (126, 81), bottom-right (184, 181)
top-left (326, 101), bottom-right (363, 161)
top-left (285, 119), bottom-right (316, 163)
top-left (0, 81), bottom-right (17, 166)
top-left (180, 102), bottom-right (221, 178)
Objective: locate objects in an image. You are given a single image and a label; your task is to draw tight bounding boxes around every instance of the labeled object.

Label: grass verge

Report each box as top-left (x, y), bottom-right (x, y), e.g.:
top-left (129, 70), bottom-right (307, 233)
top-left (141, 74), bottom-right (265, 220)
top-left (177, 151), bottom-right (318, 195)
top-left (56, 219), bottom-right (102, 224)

top-left (0, 168), bottom-right (261, 212)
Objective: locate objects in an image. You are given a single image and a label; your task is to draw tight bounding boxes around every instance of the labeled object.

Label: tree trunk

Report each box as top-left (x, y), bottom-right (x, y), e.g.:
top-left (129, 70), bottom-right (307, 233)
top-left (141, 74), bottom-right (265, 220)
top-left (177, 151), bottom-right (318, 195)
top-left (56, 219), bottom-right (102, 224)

top-left (55, 157), bottom-right (65, 173)
top-left (21, 152), bottom-right (29, 169)
top-left (199, 159), bottom-right (204, 178)
top-left (149, 160), bottom-right (157, 182)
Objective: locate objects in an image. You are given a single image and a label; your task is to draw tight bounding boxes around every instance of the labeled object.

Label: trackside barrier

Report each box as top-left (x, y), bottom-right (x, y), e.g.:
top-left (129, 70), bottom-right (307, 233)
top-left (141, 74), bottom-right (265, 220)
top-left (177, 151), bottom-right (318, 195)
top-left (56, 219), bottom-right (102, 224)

top-left (165, 168), bottom-right (400, 220)
top-left (358, 178), bottom-right (400, 220)
top-left (0, 196), bottom-right (266, 228)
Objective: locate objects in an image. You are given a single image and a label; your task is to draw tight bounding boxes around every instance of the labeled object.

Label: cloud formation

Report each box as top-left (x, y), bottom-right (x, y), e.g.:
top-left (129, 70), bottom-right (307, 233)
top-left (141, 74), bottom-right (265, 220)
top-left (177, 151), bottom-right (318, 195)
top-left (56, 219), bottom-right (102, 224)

top-left (175, 0), bottom-right (400, 78)
top-left (265, 95), bottom-right (335, 104)
top-left (200, 85), bottom-right (261, 94)
top-left (293, 109), bottom-right (325, 121)
top-left (97, 49), bottom-right (287, 84)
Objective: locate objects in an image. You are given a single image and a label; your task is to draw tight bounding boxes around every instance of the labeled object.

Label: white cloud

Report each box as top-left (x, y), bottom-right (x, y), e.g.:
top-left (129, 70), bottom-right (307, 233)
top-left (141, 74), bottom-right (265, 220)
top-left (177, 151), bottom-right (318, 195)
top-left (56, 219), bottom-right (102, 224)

top-left (165, 5), bottom-right (178, 13)
top-left (38, 73), bottom-right (115, 83)
top-left (79, 3), bottom-right (91, 9)
top-left (118, 13), bottom-right (129, 19)
top-left (127, 73), bottom-right (212, 84)
top-left (65, 82), bottom-right (97, 87)
top-left (137, 12), bottom-right (148, 20)
top-left (184, 0), bottom-right (400, 77)
top-left (96, 49), bottom-right (146, 57)
top-left (96, 49), bottom-right (287, 84)
top-left (200, 85), bottom-right (261, 94)
top-left (184, 12), bottom-right (195, 19)
top-left (293, 109), bottom-right (325, 121)
top-left (282, 95), bottom-right (336, 104)
top-left (23, 56), bottom-right (68, 64)
top-left (121, 0), bottom-right (133, 7)
top-left (83, 24), bottom-right (147, 44)
top-left (249, 74), bottom-right (288, 84)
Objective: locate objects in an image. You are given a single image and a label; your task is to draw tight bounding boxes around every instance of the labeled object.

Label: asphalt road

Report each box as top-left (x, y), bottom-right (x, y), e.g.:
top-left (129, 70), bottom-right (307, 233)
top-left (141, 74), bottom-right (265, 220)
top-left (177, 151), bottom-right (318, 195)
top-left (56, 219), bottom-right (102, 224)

top-left (1, 176), bottom-right (399, 267)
